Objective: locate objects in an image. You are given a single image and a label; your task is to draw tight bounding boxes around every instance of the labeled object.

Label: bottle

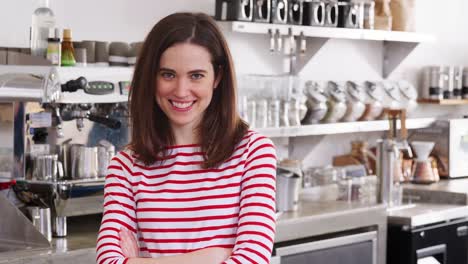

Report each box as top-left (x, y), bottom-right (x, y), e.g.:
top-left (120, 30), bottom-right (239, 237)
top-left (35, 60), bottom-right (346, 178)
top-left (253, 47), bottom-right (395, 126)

top-left (46, 28), bottom-right (61, 65)
top-left (61, 29), bottom-right (76, 66)
top-left (30, 0), bottom-right (56, 58)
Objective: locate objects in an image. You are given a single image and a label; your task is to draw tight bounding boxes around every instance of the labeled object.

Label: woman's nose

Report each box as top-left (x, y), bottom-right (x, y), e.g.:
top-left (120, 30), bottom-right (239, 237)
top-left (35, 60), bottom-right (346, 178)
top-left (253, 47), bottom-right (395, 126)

top-left (173, 78), bottom-right (191, 97)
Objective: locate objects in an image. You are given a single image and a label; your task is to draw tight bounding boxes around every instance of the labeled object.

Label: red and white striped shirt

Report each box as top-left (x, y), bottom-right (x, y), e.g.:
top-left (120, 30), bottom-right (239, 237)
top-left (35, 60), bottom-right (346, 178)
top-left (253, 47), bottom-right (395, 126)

top-left (96, 131), bottom-right (277, 264)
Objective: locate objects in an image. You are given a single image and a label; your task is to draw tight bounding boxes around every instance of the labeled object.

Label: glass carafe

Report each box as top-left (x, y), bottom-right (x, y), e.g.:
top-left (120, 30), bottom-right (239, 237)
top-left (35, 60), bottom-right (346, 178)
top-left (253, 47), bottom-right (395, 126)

top-left (411, 141), bottom-right (438, 184)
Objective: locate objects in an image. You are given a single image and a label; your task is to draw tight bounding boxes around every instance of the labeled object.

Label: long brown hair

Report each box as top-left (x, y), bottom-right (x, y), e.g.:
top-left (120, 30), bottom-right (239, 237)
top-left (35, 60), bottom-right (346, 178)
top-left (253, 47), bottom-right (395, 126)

top-left (129, 12), bottom-right (248, 169)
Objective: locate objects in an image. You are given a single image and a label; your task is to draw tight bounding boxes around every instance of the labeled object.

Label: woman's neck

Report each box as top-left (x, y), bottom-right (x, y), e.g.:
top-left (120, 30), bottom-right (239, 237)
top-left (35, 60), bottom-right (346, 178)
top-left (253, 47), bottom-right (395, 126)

top-left (171, 124), bottom-right (198, 145)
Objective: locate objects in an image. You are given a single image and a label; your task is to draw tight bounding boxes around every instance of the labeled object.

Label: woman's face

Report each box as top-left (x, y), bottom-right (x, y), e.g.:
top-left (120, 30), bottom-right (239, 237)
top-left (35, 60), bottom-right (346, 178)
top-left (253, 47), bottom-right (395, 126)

top-left (155, 42), bottom-right (220, 130)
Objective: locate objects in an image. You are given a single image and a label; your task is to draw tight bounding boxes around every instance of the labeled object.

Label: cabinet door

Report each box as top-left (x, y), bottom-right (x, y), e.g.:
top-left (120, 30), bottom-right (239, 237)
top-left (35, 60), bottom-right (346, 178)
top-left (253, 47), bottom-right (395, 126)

top-left (276, 231), bottom-right (377, 264)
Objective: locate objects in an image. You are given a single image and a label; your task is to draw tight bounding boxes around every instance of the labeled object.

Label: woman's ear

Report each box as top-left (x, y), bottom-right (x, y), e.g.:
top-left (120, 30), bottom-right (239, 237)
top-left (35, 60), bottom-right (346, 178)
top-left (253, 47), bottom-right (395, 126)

top-left (214, 67), bottom-right (223, 89)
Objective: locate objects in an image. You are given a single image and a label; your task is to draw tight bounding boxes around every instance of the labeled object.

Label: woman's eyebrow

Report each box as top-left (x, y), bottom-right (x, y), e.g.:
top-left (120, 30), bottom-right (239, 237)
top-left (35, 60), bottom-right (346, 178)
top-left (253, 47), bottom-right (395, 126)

top-left (159, 67), bottom-right (175, 72)
top-left (188, 69), bottom-right (208, 74)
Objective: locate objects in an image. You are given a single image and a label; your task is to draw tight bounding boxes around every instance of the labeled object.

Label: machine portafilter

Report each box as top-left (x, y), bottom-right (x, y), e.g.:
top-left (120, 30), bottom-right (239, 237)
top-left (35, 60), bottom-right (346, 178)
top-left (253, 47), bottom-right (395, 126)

top-left (60, 103), bottom-right (121, 131)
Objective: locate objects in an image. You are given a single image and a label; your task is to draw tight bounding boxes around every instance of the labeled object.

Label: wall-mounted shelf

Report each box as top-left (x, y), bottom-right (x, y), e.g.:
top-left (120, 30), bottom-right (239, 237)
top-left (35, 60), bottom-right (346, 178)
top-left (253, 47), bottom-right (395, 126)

top-left (256, 118), bottom-right (436, 138)
top-left (417, 98), bottom-right (468, 105)
top-left (218, 21), bottom-right (435, 77)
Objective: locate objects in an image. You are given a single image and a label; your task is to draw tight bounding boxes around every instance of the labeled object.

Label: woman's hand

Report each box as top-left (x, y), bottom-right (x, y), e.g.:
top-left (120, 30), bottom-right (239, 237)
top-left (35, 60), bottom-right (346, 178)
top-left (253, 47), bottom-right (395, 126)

top-left (119, 228), bottom-right (139, 258)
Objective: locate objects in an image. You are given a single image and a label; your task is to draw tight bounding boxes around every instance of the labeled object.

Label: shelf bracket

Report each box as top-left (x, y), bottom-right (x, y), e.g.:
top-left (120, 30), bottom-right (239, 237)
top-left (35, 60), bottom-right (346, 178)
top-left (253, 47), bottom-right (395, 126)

top-left (382, 41), bottom-right (419, 78)
top-left (294, 37), bottom-right (329, 74)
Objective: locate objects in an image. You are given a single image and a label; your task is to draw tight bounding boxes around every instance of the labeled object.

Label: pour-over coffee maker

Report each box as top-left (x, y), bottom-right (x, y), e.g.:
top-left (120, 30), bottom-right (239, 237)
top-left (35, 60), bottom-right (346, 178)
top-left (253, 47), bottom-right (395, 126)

top-left (411, 141), bottom-right (439, 184)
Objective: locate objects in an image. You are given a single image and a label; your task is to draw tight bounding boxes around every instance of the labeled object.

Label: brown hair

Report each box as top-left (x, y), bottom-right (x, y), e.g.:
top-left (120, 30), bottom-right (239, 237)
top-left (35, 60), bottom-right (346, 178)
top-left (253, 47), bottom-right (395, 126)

top-left (129, 12), bottom-right (248, 169)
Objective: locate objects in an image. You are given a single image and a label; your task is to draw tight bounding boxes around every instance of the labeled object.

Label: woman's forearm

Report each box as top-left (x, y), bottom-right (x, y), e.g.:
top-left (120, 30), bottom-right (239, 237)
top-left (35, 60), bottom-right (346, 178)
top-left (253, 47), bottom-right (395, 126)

top-left (127, 247), bottom-right (231, 264)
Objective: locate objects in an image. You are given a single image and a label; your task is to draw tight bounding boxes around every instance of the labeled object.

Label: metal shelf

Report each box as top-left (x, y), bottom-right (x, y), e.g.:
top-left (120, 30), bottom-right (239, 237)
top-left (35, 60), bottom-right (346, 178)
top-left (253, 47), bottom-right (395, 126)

top-left (218, 21), bottom-right (435, 77)
top-left (256, 118), bottom-right (436, 138)
top-left (417, 98), bottom-right (468, 105)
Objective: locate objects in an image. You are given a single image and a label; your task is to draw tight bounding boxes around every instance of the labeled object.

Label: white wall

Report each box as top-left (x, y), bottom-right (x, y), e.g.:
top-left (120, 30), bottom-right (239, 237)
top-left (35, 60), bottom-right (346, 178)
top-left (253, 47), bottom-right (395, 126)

top-left (2, 0), bottom-right (468, 166)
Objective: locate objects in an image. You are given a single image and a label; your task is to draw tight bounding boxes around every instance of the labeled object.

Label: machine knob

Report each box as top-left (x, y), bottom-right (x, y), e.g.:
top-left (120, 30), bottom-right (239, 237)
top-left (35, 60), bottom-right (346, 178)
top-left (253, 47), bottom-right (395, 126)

top-left (61, 77), bottom-right (87, 92)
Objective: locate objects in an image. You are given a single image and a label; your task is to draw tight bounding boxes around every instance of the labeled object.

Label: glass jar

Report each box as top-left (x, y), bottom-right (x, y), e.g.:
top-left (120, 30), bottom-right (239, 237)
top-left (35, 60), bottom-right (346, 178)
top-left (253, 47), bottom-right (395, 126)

top-left (267, 99), bottom-right (281, 128)
top-left (322, 81), bottom-right (347, 123)
top-left (379, 81), bottom-right (402, 119)
top-left (398, 80), bottom-right (418, 115)
top-left (342, 81), bottom-right (366, 122)
top-left (302, 81), bottom-right (328, 124)
top-left (359, 81), bottom-right (384, 121)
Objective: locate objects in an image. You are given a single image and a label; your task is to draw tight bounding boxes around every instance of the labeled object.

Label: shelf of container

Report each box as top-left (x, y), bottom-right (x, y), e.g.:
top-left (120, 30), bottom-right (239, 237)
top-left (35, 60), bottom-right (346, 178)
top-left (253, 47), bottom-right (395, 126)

top-left (256, 118), bottom-right (436, 138)
top-left (417, 98), bottom-right (468, 105)
top-left (219, 21), bottom-right (435, 43)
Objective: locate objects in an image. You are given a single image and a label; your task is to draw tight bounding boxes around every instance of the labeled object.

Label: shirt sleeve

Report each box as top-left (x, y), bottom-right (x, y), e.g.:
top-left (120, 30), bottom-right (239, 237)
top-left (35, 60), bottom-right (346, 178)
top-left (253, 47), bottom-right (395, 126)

top-left (223, 134), bottom-right (277, 264)
top-left (96, 151), bottom-right (137, 264)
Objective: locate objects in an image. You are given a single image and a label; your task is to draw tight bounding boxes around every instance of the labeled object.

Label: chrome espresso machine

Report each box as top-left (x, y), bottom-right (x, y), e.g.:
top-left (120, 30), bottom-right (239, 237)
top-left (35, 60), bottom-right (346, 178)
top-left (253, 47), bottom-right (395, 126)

top-left (0, 65), bottom-right (132, 237)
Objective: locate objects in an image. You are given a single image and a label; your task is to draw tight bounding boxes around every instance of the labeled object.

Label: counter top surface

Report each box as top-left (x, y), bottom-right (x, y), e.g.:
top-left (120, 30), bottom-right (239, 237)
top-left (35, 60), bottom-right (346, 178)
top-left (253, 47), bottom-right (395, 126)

top-left (404, 178), bottom-right (468, 193)
top-left (387, 203), bottom-right (468, 228)
top-left (403, 178), bottom-right (468, 205)
top-left (1, 200), bottom-right (387, 263)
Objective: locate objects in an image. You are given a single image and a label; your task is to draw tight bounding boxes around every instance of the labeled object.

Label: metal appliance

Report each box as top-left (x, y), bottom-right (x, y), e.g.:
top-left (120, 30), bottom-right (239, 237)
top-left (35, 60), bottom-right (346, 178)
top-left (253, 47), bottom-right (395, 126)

top-left (215, 0), bottom-right (254, 21)
top-left (409, 119), bottom-right (468, 179)
top-left (272, 230), bottom-right (378, 263)
top-left (0, 65), bottom-right (132, 237)
top-left (387, 203), bottom-right (468, 264)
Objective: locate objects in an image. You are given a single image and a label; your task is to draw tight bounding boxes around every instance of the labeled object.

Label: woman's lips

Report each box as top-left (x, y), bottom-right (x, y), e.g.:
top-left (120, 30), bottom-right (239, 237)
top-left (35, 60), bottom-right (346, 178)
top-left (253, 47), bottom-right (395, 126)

top-left (169, 100), bottom-right (195, 112)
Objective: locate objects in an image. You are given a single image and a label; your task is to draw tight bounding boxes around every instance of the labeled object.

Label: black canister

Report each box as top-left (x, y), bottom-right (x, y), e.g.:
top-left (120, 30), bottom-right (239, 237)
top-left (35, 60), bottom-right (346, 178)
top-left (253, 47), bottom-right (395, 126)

top-left (302, 0), bottom-right (325, 26)
top-left (253, 0), bottom-right (271, 22)
top-left (337, 0), bottom-right (359, 28)
top-left (271, 0), bottom-right (289, 24)
top-left (288, 0), bottom-right (304, 25)
top-left (215, 0), bottom-right (254, 21)
top-left (463, 69), bottom-right (468, 99)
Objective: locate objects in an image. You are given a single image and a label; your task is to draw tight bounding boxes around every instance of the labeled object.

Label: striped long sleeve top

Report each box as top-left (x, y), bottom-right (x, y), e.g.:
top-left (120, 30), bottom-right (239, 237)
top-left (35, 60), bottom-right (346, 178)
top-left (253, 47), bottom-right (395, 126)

top-left (96, 131), bottom-right (277, 264)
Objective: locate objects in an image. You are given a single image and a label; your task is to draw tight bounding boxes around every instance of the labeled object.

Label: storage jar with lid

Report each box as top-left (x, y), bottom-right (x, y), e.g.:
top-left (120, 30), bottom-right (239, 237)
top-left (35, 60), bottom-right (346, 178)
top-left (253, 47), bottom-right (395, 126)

top-left (359, 81), bottom-right (384, 121)
top-left (302, 80), bottom-right (328, 124)
top-left (322, 81), bottom-right (347, 123)
top-left (379, 81), bottom-right (402, 119)
top-left (398, 80), bottom-right (418, 115)
top-left (341, 81), bottom-right (366, 122)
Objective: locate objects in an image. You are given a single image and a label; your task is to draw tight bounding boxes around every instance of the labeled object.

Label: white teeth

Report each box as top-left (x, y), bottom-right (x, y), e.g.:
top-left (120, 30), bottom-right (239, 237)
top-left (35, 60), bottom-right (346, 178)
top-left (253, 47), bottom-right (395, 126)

top-left (172, 101), bottom-right (193, 108)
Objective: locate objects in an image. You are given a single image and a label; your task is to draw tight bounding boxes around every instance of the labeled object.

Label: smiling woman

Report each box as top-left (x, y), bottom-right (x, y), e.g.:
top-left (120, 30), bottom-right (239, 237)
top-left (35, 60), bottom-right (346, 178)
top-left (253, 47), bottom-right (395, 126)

top-left (95, 12), bottom-right (277, 264)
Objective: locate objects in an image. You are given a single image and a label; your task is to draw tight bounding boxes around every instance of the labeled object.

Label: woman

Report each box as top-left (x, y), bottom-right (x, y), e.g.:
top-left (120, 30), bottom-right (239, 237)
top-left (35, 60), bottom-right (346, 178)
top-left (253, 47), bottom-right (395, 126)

top-left (96, 12), bottom-right (277, 264)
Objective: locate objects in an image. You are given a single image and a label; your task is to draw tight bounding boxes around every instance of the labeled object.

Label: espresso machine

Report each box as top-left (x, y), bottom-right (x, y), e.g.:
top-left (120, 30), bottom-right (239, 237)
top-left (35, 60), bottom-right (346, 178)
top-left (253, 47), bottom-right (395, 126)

top-left (0, 65), bottom-right (132, 237)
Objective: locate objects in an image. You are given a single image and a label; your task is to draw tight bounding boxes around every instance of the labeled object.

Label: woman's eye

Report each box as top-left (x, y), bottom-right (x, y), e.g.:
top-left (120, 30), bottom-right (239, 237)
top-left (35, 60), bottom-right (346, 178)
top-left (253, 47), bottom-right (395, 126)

top-left (191, 73), bottom-right (204, 80)
top-left (161, 72), bottom-right (175, 79)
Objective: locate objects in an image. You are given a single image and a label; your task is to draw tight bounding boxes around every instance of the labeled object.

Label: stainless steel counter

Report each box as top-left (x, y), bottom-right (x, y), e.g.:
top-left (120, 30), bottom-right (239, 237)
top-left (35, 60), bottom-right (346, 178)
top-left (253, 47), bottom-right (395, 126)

top-left (0, 215), bottom-right (100, 264)
top-left (276, 200), bottom-right (387, 264)
top-left (1, 201), bottom-right (388, 264)
top-left (403, 178), bottom-right (468, 205)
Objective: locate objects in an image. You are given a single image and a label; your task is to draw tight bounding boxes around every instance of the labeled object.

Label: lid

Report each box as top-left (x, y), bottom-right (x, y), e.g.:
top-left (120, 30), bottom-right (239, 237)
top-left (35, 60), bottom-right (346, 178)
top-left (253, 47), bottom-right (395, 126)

top-left (346, 81), bottom-right (365, 102)
top-left (304, 81), bottom-right (327, 102)
top-left (63, 28), bottom-right (72, 40)
top-left (364, 81), bottom-right (384, 101)
top-left (398, 81), bottom-right (418, 100)
top-left (327, 81), bottom-right (346, 102)
top-left (382, 81), bottom-right (401, 101)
